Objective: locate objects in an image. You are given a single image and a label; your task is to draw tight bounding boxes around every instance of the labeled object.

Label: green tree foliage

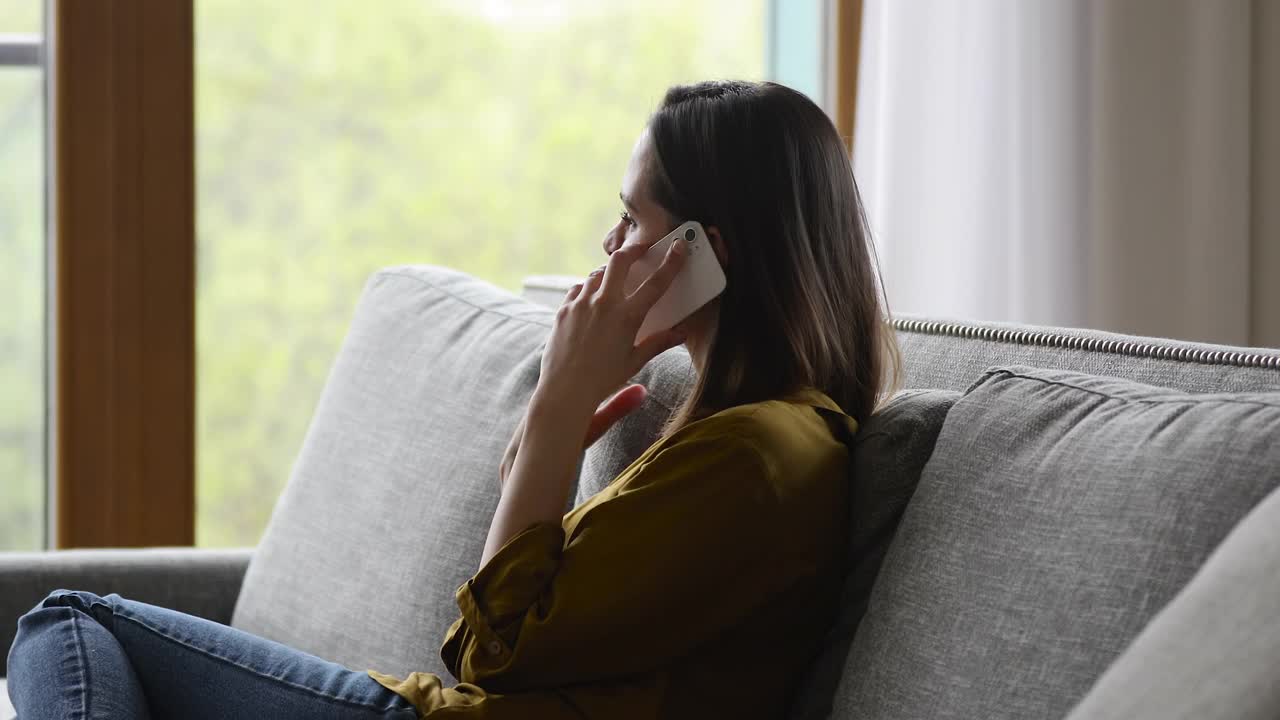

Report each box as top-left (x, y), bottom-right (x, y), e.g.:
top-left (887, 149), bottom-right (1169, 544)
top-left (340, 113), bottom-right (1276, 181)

top-left (0, 0), bottom-right (45, 550)
top-left (0, 0), bottom-right (40, 32)
top-left (195, 0), bottom-right (764, 546)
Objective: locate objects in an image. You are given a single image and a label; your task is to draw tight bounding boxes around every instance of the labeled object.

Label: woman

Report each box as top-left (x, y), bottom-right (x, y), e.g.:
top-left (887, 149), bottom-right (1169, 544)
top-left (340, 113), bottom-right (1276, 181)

top-left (7, 80), bottom-right (897, 719)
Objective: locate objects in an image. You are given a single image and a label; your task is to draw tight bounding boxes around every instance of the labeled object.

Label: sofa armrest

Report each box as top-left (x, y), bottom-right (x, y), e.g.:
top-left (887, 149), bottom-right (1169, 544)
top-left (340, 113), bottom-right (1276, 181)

top-left (0, 547), bottom-right (252, 677)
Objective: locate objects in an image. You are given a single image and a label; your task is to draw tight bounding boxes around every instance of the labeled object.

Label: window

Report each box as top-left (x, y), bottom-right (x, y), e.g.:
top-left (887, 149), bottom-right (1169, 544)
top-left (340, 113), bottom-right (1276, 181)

top-left (0, 0), bottom-right (46, 551)
top-left (195, 0), bottom-right (771, 546)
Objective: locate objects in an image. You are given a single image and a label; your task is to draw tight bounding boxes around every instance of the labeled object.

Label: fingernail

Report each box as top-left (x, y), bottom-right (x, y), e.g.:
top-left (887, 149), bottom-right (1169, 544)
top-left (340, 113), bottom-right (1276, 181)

top-left (672, 240), bottom-right (686, 255)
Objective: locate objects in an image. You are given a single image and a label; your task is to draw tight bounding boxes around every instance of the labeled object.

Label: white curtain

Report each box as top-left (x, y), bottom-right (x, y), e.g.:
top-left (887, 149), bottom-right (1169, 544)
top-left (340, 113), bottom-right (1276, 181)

top-left (854, 0), bottom-right (1279, 347)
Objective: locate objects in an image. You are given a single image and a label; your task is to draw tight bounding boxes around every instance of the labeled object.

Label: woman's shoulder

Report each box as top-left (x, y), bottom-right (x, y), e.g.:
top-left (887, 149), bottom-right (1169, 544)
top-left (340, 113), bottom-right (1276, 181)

top-left (587, 389), bottom-right (851, 529)
top-left (676, 388), bottom-right (854, 476)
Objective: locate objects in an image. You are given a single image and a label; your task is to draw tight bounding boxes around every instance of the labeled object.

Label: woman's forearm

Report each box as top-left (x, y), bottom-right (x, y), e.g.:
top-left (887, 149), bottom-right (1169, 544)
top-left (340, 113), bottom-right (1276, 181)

top-left (478, 239), bottom-right (685, 569)
top-left (479, 392), bottom-right (593, 568)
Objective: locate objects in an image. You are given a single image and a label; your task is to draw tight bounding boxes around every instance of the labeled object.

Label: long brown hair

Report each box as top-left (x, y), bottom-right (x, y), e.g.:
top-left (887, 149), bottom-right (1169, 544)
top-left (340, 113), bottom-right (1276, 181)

top-left (648, 80), bottom-right (899, 433)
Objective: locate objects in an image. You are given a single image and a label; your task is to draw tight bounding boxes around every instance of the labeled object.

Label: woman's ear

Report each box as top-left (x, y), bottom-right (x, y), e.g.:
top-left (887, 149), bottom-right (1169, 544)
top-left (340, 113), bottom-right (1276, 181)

top-left (705, 226), bottom-right (729, 269)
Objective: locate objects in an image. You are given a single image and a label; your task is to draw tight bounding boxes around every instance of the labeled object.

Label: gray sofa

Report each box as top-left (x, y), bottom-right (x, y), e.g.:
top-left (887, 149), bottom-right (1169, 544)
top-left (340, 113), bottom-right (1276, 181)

top-left (4, 265), bottom-right (1280, 720)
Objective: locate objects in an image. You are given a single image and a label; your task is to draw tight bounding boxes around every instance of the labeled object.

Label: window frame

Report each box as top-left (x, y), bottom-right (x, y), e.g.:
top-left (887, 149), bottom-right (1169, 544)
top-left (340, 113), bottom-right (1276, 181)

top-left (51, 0), bottom-right (195, 548)
top-left (0, 33), bottom-right (40, 66)
top-left (768, 0), bottom-right (863, 153)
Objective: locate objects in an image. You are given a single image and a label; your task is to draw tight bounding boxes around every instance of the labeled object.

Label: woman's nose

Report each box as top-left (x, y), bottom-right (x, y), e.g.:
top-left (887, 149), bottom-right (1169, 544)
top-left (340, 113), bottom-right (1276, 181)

top-left (603, 225), bottom-right (622, 255)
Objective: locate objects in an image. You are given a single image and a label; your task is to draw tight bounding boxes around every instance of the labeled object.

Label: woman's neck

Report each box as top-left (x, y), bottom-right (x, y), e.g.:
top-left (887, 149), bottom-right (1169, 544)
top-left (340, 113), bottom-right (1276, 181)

top-left (679, 301), bottom-right (719, 377)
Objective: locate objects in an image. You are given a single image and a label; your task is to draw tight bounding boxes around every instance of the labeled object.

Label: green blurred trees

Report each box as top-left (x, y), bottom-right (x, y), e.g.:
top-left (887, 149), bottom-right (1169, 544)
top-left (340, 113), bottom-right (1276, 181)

top-left (0, 0), bottom-right (45, 550)
top-left (0, 0), bottom-right (764, 551)
top-left (0, 0), bottom-right (40, 32)
top-left (194, 0), bottom-right (764, 546)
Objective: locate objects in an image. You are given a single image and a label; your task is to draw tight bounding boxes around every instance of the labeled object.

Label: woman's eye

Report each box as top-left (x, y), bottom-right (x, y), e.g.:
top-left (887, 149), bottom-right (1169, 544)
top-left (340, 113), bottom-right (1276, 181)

top-left (619, 210), bottom-right (636, 228)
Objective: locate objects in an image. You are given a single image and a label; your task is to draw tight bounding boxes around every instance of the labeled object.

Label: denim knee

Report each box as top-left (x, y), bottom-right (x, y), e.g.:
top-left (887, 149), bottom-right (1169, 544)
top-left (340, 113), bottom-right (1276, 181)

top-left (35, 588), bottom-right (107, 611)
top-left (8, 591), bottom-right (84, 709)
top-left (9, 590), bottom-right (98, 660)
top-left (10, 589), bottom-right (117, 656)
top-left (9, 589), bottom-right (151, 719)
top-left (29, 589), bottom-right (121, 623)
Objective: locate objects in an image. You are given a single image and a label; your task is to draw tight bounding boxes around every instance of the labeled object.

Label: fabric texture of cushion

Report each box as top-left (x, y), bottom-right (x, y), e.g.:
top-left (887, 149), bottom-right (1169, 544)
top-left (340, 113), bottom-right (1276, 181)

top-left (231, 266), bottom-right (677, 679)
top-left (576, 348), bottom-right (693, 505)
top-left (833, 365), bottom-right (1280, 720)
top-left (788, 389), bottom-right (960, 720)
top-left (1064, 482), bottom-right (1280, 720)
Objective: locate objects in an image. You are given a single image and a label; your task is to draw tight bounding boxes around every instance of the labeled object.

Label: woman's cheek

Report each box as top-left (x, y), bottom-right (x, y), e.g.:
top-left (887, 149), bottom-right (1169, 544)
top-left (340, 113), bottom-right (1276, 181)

top-left (626, 227), bottom-right (657, 251)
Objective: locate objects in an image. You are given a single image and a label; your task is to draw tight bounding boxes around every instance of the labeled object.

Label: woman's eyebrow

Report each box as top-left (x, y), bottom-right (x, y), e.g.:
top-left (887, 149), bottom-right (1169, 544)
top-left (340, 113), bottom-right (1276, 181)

top-left (619, 191), bottom-right (636, 211)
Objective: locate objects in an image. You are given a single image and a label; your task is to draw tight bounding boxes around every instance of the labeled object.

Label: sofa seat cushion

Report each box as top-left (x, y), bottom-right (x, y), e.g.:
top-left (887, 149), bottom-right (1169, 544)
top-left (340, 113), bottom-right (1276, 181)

top-left (834, 365), bottom-right (1280, 720)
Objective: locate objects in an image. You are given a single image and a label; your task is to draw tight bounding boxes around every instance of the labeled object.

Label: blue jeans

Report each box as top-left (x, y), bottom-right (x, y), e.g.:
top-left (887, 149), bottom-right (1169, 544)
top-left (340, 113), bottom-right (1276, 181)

top-left (7, 590), bottom-right (419, 720)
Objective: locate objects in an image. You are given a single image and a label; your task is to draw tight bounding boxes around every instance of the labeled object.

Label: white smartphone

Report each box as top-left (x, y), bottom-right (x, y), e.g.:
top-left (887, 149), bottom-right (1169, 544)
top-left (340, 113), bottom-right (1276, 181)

top-left (622, 220), bottom-right (727, 344)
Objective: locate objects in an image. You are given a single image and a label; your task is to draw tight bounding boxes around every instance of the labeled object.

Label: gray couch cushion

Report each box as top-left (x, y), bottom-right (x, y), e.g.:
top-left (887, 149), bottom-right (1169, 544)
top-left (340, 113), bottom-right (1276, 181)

top-left (576, 347), bottom-right (694, 505)
top-left (836, 365), bottom-right (1280, 720)
top-left (232, 266), bottom-right (669, 679)
top-left (789, 389), bottom-right (960, 720)
top-left (1064, 482), bottom-right (1280, 720)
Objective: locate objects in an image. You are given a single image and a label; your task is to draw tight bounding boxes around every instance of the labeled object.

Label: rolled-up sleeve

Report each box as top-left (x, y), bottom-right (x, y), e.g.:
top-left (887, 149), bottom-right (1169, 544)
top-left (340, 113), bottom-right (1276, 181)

top-left (439, 427), bottom-right (789, 694)
top-left (449, 521), bottom-right (566, 665)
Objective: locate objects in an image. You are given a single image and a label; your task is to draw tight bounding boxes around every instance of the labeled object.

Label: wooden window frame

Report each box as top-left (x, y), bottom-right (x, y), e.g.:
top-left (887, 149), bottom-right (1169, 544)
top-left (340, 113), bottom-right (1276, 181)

top-left (833, 0), bottom-right (864, 154)
top-left (53, 0), bottom-right (195, 548)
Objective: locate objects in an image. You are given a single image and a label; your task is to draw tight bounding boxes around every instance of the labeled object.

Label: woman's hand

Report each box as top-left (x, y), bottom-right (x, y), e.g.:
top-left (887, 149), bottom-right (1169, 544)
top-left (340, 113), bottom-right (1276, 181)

top-left (533, 239), bottom-right (688, 420)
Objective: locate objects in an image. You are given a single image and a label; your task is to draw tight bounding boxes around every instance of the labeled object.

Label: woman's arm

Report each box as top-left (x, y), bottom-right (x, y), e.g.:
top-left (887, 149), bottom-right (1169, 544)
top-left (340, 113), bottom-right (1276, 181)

top-left (482, 239), bottom-right (687, 568)
top-left (445, 424), bottom-right (788, 693)
top-left (496, 385), bottom-right (647, 494)
top-left (481, 394), bottom-right (592, 566)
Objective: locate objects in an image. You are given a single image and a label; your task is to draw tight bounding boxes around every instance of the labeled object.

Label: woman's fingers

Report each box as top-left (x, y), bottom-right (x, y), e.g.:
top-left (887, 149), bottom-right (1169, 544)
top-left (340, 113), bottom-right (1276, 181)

top-left (628, 239), bottom-right (686, 313)
top-left (583, 265), bottom-right (607, 296)
top-left (537, 236), bottom-right (685, 423)
top-left (583, 384), bottom-right (647, 448)
top-left (599, 243), bottom-right (647, 299)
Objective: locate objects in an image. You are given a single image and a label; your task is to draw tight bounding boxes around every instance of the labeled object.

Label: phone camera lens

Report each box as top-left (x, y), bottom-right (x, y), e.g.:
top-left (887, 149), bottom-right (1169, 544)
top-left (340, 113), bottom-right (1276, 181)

top-left (684, 228), bottom-right (695, 242)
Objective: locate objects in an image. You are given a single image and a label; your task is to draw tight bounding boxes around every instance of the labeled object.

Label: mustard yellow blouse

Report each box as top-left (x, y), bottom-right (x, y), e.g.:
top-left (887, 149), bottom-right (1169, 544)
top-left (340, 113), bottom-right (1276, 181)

top-left (368, 388), bottom-right (857, 719)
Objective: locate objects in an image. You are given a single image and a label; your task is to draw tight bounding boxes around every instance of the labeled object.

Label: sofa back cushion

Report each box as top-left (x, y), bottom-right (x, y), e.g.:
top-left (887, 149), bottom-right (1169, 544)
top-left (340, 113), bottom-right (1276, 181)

top-left (1063, 481), bottom-right (1280, 720)
top-left (788, 389), bottom-right (959, 720)
top-left (834, 366), bottom-right (1280, 720)
top-left (576, 349), bottom-right (693, 505)
top-left (231, 266), bottom-right (684, 678)
top-left (231, 267), bottom-right (549, 677)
